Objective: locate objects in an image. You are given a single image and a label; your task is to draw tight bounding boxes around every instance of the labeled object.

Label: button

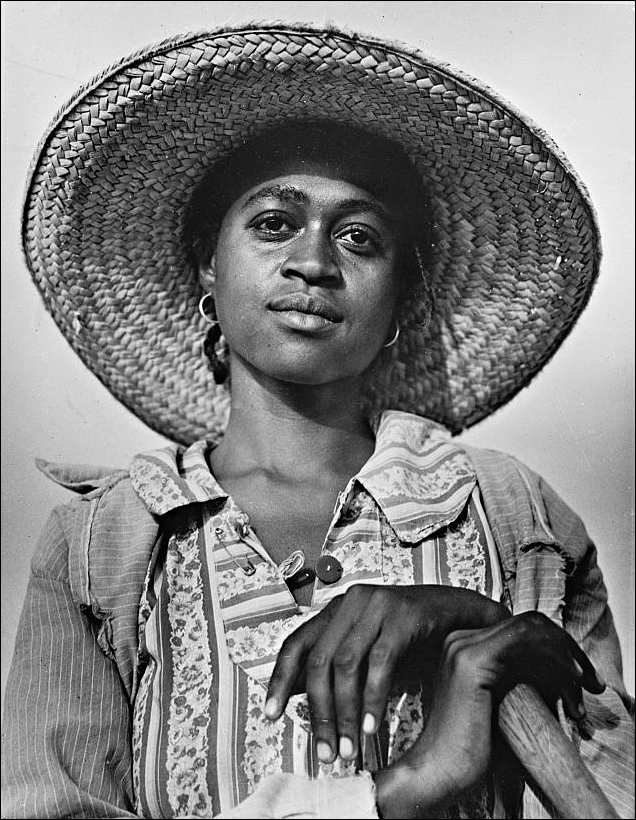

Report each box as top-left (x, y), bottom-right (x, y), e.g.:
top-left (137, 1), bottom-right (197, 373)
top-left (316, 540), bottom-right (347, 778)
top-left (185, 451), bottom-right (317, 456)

top-left (315, 555), bottom-right (343, 584)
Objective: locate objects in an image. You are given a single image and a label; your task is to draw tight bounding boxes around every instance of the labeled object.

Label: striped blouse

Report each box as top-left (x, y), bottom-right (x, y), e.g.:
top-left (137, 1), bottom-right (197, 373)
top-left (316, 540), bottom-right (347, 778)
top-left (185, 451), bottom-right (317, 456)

top-left (3, 409), bottom-right (632, 818)
top-left (129, 410), bottom-right (507, 817)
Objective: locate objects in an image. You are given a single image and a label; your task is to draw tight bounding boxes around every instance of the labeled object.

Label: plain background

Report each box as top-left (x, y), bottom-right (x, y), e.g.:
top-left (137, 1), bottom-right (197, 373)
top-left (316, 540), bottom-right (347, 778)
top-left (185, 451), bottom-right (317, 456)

top-left (1, 1), bottom-right (634, 709)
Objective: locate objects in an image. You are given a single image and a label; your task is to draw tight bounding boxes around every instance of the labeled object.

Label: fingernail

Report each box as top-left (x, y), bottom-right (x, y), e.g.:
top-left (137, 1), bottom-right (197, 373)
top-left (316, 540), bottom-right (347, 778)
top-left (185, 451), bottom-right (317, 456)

top-left (577, 701), bottom-right (586, 718)
top-left (573, 660), bottom-right (584, 677)
top-left (362, 713), bottom-right (376, 735)
top-left (339, 736), bottom-right (354, 760)
top-left (317, 741), bottom-right (333, 762)
top-left (264, 697), bottom-right (279, 719)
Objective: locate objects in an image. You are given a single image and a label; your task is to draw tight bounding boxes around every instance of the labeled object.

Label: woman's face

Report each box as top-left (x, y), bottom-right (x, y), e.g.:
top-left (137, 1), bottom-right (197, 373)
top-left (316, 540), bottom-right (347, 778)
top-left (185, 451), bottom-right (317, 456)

top-left (206, 159), bottom-right (403, 388)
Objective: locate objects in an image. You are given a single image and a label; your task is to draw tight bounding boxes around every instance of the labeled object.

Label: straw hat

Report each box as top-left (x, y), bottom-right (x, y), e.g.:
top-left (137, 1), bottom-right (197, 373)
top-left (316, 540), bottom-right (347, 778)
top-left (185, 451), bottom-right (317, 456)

top-left (22, 22), bottom-right (600, 444)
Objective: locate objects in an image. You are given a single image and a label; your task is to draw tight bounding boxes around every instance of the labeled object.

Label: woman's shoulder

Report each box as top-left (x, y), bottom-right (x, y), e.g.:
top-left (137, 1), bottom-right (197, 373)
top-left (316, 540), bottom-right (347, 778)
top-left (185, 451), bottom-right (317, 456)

top-left (454, 440), bottom-right (538, 482)
top-left (35, 457), bottom-right (130, 495)
top-left (389, 413), bottom-right (591, 564)
top-left (31, 457), bottom-right (160, 603)
top-left (385, 410), bottom-right (538, 477)
top-left (454, 438), bottom-right (595, 572)
top-left (33, 457), bottom-right (147, 545)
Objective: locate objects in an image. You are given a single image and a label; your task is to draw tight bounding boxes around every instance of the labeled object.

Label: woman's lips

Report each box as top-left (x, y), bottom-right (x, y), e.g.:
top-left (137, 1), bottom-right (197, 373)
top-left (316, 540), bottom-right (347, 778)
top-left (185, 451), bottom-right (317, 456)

top-left (268, 293), bottom-right (343, 330)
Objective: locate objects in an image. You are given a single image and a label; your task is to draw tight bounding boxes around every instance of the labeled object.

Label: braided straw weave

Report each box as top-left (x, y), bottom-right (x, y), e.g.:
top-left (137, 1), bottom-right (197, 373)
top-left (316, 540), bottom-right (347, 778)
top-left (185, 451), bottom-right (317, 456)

top-left (22, 22), bottom-right (600, 444)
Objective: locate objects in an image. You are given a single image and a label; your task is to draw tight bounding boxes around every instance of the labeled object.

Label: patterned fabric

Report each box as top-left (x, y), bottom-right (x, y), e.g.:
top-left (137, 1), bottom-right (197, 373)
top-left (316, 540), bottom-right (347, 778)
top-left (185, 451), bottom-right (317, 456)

top-left (1, 411), bottom-right (633, 819)
top-left (129, 411), bottom-right (504, 817)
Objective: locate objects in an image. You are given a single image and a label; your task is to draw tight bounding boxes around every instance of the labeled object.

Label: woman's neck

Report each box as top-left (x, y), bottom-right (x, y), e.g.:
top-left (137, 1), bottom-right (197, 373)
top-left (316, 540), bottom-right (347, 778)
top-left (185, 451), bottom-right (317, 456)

top-left (210, 362), bottom-right (375, 484)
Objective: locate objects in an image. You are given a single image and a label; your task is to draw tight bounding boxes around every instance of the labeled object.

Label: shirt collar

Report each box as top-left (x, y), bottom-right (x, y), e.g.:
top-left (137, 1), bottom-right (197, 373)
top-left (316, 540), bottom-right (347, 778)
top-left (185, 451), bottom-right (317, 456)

top-left (354, 410), bottom-right (476, 542)
top-left (130, 439), bottom-right (226, 515)
top-left (130, 410), bottom-right (476, 542)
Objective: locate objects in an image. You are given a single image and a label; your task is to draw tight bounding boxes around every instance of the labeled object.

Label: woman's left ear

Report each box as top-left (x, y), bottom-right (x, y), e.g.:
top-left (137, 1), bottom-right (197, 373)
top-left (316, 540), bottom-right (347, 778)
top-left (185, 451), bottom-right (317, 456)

top-left (198, 256), bottom-right (216, 293)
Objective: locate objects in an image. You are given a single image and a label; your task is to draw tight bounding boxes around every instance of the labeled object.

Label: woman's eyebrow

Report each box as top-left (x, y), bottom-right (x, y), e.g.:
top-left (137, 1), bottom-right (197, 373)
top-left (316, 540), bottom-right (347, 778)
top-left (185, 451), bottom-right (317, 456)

top-left (336, 198), bottom-right (391, 222)
top-left (241, 184), bottom-right (308, 209)
top-left (240, 186), bottom-right (391, 223)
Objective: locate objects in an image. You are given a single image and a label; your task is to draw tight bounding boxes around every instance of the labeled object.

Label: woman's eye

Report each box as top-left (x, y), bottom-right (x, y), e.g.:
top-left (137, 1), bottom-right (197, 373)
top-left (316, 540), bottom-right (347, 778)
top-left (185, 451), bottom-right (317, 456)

top-left (253, 214), bottom-right (294, 235)
top-left (348, 229), bottom-right (369, 245)
top-left (338, 226), bottom-right (379, 252)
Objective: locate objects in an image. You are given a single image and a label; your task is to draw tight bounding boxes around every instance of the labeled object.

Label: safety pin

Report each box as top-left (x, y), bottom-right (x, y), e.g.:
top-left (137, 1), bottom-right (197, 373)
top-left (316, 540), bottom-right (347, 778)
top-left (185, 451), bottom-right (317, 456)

top-left (214, 527), bottom-right (256, 575)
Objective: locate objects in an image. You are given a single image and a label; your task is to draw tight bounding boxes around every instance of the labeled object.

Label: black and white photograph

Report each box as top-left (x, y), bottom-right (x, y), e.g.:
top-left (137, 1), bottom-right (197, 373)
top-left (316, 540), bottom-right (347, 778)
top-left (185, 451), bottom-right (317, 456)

top-left (1, 2), bottom-right (634, 817)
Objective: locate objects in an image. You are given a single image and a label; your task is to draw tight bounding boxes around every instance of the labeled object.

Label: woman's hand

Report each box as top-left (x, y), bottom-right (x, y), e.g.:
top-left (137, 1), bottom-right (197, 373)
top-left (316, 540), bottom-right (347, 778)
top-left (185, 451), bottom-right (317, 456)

top-left (265, 583), bottom-right (510, 762)
top-left (373, 612), bottom-right (606, 819)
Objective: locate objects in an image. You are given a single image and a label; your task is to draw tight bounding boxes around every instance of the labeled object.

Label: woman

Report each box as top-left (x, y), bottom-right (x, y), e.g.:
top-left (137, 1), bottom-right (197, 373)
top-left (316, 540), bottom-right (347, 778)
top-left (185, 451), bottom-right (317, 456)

top-left (2, 22), bottom-right (633, 820)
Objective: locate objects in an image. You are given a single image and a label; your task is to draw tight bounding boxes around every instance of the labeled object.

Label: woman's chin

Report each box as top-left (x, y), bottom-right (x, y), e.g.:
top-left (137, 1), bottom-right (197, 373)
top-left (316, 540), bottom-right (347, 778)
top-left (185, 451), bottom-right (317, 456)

top-left (272, 365), bottom-right (360, 388)
top-left (252, 360), bottom-right (369, 390)
top-left (229, 340), bottom-right (381, 390)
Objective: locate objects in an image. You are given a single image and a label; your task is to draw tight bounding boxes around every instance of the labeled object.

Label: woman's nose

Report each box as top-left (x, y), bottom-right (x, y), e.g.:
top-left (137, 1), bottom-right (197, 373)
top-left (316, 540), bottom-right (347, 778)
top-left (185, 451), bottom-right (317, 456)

top-left (280, 229), bottom-right (342, 285)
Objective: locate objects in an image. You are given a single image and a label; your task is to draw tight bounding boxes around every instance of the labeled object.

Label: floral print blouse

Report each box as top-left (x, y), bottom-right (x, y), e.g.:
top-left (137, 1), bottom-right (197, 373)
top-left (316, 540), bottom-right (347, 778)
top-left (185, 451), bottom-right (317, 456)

top-left (129, 410), bottom-right (507, 818)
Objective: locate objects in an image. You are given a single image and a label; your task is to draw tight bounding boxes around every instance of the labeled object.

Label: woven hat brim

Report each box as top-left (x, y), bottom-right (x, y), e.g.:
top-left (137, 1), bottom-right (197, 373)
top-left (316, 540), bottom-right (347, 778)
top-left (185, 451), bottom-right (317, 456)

top-left (22, 22), bottom-right (601, 444)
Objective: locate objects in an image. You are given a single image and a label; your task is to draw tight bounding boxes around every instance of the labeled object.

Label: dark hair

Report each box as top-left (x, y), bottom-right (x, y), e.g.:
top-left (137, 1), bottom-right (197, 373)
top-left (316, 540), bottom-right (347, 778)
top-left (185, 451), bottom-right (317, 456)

top-left (184, 121), bottom-right (435, 316)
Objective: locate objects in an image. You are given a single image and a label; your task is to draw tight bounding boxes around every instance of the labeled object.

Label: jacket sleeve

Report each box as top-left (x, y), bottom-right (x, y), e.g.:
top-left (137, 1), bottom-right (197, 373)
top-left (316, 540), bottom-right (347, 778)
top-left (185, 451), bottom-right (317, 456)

top-left (1, 507), bottom-right (138, 819)
top-left (527, 475), bottom-right (635, 819)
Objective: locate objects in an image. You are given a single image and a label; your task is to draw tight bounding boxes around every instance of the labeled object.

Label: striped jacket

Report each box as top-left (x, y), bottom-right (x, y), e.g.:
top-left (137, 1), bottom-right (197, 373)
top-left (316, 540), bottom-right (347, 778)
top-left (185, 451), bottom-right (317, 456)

top-left (1, 432), bottom-right (633, 818)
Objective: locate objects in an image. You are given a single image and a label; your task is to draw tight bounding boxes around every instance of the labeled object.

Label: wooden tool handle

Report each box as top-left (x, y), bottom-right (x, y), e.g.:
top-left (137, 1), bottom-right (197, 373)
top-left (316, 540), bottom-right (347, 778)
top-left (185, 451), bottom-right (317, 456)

top-left (498, 684), bottom-right (619, 819)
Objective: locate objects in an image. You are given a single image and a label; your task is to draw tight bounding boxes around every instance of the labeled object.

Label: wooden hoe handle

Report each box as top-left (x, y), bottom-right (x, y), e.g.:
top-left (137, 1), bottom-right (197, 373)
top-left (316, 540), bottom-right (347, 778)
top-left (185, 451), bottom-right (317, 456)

top-left (498, 684), bottom-right (619, 819)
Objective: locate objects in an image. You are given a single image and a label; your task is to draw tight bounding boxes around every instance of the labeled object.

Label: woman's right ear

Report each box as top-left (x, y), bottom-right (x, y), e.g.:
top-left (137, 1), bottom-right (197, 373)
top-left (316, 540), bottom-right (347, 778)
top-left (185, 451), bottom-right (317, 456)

top-left (198, 256), bottom-right (216, 294)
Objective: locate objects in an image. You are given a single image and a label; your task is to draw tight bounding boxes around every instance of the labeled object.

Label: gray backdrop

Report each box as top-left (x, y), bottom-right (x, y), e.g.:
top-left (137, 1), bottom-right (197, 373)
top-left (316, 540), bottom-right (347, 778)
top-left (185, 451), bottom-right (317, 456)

top-left (2, 1), bottom-right (634, 707)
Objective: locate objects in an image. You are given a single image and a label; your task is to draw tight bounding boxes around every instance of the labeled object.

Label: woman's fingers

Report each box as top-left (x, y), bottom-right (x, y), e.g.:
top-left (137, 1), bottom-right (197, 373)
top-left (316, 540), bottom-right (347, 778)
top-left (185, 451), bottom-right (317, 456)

top-left (265, 587), bottom-right (386, 762)
top-left (361, 629), bottom-right (407, 736)
top-left (265, 608), bottom-right (333, 720)
top-left (567, 639), bottom-right (605, 695)
top-left (267, 588), bottom-right (604, 766)
top-left (331, 615), bottom-right (384, 760)
top-left (266, 585), bottom-right (414, 762)
top-left (443, 613), bottom-right (604, 720)
top-left (560, 678), bottom-right (585, 722)
top-left (267, 584), bottom-right (509, 726)
top-left (305, 588), bottom-right (392, 762)
top-left (507, 611), bottom-right (605, 698)
top-left (331, 604), bottom-right (417, 757)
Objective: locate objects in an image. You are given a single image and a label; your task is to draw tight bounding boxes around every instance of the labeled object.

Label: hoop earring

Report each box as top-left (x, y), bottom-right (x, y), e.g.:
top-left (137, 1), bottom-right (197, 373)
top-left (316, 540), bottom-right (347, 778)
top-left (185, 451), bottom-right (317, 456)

top-left (198, 293), bottom-right (218, 325)
top-left (382, 320), bottom-right (401, 348)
